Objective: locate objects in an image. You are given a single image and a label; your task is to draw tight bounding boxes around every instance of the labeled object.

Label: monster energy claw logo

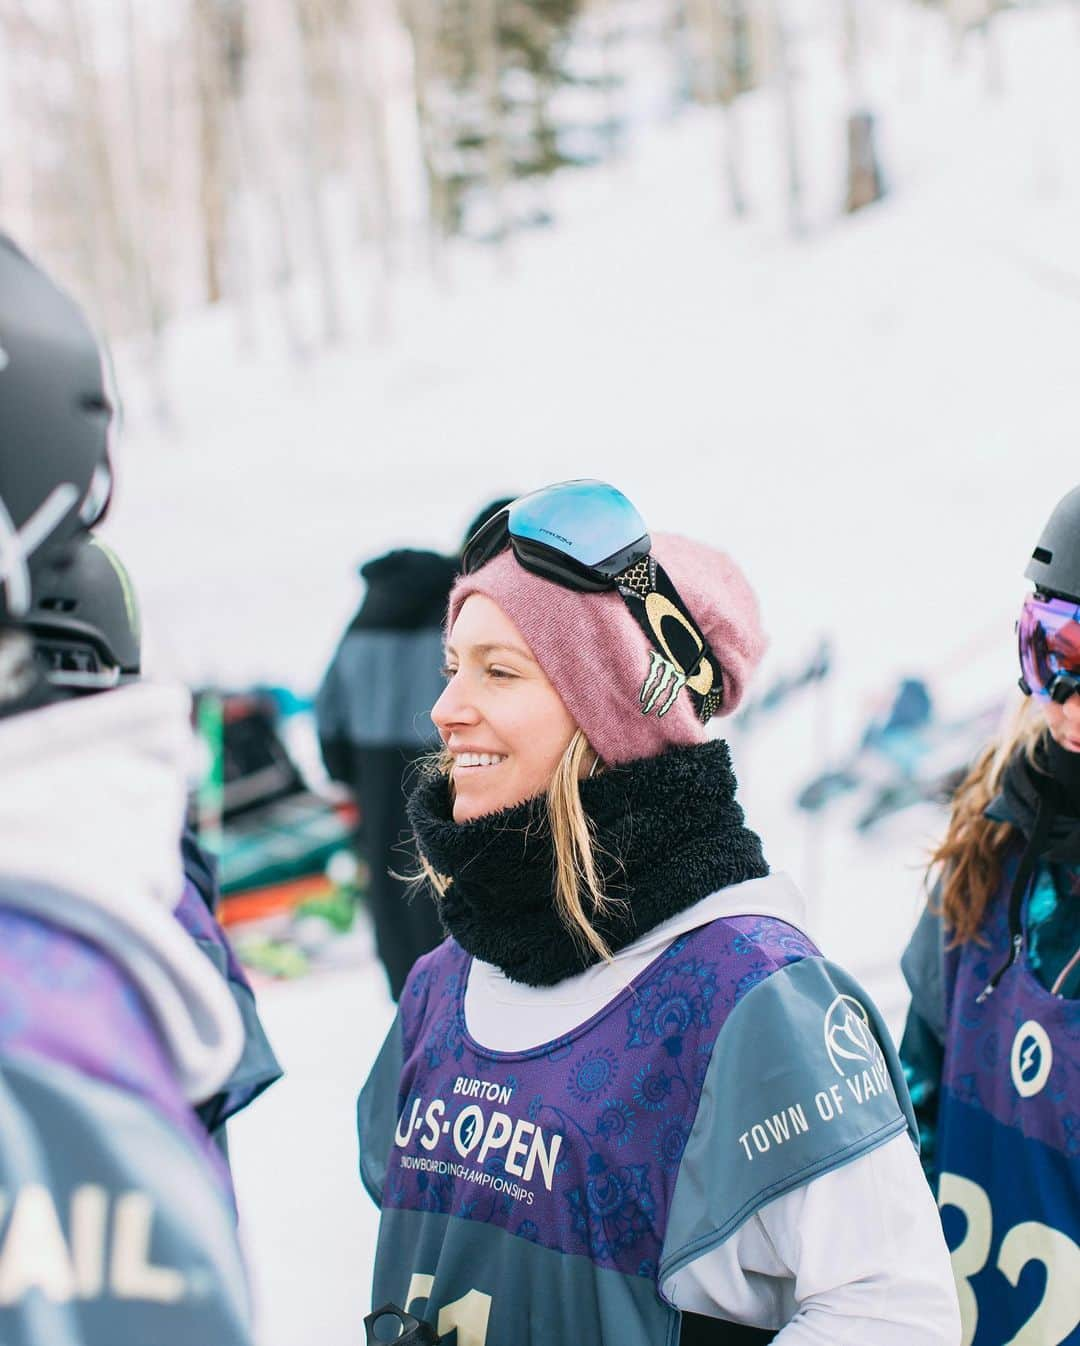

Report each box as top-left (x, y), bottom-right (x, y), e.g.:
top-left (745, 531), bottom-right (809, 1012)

top-left (641, 650), bottom-right (686, 718)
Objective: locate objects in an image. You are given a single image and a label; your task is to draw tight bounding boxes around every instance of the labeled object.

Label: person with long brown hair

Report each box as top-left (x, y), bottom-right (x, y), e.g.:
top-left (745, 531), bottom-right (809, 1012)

top-left (901, 483), bottom-right (1080, 1346)
top-left (358, 481), bottom-right (958, 1346)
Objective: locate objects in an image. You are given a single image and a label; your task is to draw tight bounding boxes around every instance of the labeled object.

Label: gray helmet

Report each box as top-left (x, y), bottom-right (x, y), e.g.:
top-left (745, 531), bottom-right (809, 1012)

top-left (27, 533), bottom-right (140, 690)
top-left (0, 236), bottom-right (113, 625)
top-left (1025, 485), bottom-right (1080, 602)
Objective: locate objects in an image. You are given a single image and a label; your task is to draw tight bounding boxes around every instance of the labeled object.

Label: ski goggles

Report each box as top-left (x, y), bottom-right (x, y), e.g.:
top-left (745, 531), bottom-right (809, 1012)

top-left (462, 479), bottom-right (724, 722)
top-left (1018, 592), bottom-right (1080, 702)
top-left (33, 636), bottom-right (124, 692)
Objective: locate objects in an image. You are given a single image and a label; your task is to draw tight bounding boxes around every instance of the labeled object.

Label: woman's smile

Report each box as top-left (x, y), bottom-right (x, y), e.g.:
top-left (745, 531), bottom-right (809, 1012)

top-left (453, 752), bottom-right (508, 771)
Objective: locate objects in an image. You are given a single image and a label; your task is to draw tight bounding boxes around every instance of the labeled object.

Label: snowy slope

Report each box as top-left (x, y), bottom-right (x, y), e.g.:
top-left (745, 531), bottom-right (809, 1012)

top-left (97, 5), bottom-right (1080, 1341)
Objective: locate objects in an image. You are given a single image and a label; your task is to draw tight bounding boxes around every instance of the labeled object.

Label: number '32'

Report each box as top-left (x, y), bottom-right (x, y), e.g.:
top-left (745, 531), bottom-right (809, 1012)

top-left (939, 1172), bottom-right (1080, 1346)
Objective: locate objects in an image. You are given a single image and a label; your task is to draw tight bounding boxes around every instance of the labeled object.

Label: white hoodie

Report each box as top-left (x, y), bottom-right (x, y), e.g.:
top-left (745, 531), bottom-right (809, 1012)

top-left (465, 873), bottom-right (961, 1345)
top-left (0, 681), bottom-right (244, 1104)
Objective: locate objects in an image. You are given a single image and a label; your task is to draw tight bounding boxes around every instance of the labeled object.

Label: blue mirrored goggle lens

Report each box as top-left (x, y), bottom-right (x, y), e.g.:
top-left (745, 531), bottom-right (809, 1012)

top-left (507, 480), bottom-right (648, 569)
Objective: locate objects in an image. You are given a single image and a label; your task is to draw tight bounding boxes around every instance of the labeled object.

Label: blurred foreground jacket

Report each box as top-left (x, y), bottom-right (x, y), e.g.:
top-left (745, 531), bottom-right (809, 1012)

top-left (316, 549), bottom-right (456, 999)
top-left (177, 828), bottom-right (283, 1140)
top-left (0, 684), bottom-right (254, 1345)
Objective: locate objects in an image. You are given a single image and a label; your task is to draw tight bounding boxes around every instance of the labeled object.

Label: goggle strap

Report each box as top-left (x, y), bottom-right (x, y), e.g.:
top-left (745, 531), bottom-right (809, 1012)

top-left (463, 515), bottom-right (727, 724)
top-left (461, 510), bottom-right (511, 575)
top-left (614, 557), bottom-right (723, 724)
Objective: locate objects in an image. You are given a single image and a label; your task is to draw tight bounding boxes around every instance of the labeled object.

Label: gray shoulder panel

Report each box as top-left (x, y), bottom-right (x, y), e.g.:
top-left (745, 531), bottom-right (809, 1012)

top-left (659, 957), bottom-right (915, 1289)
top-left (0, 1054), bottom-right (251, 1345)
top-left (357, 1015), bottom-right (405, 1208)
top-left (900, 897), bottom-right (946, 1043)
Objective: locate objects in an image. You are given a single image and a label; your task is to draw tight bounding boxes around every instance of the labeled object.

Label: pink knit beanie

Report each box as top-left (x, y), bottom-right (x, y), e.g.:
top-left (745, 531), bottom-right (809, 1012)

top-left (447, 532), bottom-right (767, 766)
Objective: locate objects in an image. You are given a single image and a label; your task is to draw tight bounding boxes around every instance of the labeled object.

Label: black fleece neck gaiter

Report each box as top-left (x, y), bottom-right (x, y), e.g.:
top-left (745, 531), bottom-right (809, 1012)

top-left (407, 739), bottom-right (768, 987)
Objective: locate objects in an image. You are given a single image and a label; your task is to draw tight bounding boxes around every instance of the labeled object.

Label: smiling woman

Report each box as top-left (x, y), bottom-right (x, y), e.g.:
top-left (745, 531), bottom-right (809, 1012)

top-left (422, 592), bottom-right (616, 966)
top-left (434, 595), bottom-right (581, 824)
top-left (357, 482), bottom-right (960, 1346)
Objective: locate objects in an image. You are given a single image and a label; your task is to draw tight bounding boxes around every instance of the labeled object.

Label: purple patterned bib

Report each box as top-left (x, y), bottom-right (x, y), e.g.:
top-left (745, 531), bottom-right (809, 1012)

top-left (388, 916), bottom-right (813, 1277)
top-left (0, 903), bottom-right (230, 1193)
top-left (357, 911), bottom-right (868, 1346)
top-left (937, 858), bottom-right (1080, 1346)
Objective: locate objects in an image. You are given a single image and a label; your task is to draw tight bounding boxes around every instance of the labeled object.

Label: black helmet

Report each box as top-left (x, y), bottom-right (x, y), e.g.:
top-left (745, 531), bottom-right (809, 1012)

top-left (0, 236), bottom-right (114, 625)
top-left (27, 533), bottom-right (140, 690)
top-left (1025, 485), bottom-right (1080, 602)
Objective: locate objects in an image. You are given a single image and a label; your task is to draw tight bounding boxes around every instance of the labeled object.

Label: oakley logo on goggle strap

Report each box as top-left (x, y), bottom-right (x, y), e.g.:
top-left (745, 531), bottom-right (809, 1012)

top-left (0, 482), bottom-right (80, 616)
top-left (618, 558), bottom-right (722, 724)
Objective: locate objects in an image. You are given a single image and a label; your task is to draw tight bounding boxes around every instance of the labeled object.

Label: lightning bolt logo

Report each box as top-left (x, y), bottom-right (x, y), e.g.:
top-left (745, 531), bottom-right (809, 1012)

top-left (1011, 1021), bottom-right (1052, 1099)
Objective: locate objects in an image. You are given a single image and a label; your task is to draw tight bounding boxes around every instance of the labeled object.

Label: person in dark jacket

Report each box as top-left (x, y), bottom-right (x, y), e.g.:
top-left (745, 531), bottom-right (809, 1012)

top-left (317, 502), bottom-right (512, 1000)
top-left (316, 548), bottom-right (457, 1000)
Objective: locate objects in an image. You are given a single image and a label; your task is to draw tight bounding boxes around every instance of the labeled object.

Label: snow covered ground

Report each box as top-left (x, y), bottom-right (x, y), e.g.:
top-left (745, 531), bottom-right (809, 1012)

top-left (98, 4), bottom-right (1080, 1341)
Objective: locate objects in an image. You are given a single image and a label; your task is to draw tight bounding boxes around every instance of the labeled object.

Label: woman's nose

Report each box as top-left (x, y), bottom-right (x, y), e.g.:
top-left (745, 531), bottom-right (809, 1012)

top-left (431, 678), bottom-right (480, 736)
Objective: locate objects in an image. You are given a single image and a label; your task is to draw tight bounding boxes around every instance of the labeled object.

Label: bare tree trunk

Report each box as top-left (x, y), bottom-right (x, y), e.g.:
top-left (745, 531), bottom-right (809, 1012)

top-left (530, 37), bottom-right (560, 229)
top-left (346, 1), bottom-right (394, 248)
top-left (713, 0), bottom-right (747, 216)
top-left (292, 0), bottom-right (344, 345)
top-left (768, 0), bottom-right (804, 236)
top-left (230, 82), bottom-right (310, 360)
top-left (344, 0), bottom-right (397, 338)
top-left (842, 0), bottom-right (884, 214)
top-left (669, 0), bottom-right (694, 111)
top-left (402, 0), bottom-right (452, 280)
top-left (597, 0), bottom-right (621, 161)
top-left (1, 9), bottom-right (42, 258)
top-left (123, 0), bottom-right (172, 423)
top-left (224, 90), bottom-right (256, 352)
top-left (945, 0), bottom-right (966, 65)
top-left (472, 0), bottom-right (512, 252)
top-left (0, 6), bottom-right (48, 250)
top-left (192, 0), bottom-right (229, 304)
top-left (60, 0), bottom-right (139, 330)
top-left (982, 3), bottom-right (1004, 97)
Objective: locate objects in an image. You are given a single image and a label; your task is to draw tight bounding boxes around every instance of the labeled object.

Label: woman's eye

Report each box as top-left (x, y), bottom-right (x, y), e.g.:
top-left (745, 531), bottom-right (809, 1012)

top-left (440, 665), bottom-right (457, 680)
top-left (487, 666), bottom-right (515, 680)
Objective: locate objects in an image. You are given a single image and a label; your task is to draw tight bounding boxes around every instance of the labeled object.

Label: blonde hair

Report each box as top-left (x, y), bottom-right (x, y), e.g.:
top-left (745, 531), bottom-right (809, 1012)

top-left (930, 696), bottom-right (1046, 944)
top-left (416, 730), bottom-right (621, 962)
